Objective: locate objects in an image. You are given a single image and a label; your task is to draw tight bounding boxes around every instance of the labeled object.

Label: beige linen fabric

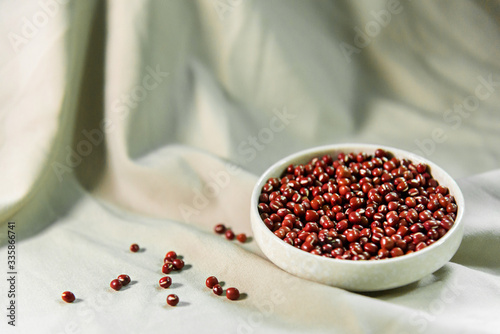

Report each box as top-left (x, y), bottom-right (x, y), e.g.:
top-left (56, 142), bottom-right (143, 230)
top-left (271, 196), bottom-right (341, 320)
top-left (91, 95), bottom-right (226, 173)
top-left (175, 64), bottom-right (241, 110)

top-left (1, 1), bottom-right (500, 333)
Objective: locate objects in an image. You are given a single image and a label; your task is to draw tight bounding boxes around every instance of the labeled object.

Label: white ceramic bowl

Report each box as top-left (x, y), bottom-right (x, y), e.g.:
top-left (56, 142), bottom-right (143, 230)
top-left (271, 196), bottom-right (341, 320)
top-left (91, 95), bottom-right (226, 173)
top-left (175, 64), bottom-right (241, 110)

top-left (250, 144), bottom-right (465, 292)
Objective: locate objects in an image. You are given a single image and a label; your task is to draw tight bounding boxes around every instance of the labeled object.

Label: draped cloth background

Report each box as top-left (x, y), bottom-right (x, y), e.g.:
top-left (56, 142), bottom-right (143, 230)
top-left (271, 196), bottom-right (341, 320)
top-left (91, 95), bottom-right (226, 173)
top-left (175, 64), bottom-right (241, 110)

top-left (1, 0), bottom-right (500, 333)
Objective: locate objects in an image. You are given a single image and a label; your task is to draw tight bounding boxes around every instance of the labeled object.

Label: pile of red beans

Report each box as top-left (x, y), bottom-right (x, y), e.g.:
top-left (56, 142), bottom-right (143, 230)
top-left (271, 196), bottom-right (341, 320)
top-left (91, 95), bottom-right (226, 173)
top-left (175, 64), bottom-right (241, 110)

top-left (257, 149), bottom-right (457, 260)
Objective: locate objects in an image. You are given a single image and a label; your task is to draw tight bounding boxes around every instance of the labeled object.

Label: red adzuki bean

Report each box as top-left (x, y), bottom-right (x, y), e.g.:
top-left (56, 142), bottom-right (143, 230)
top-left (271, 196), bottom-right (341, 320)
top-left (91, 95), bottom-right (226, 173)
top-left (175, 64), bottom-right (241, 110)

top-left (172, 259), bottom-right (185, 270)
top-left (213, 284), bottom-right (223, 295)
top-left (225, 230), bottom-right (235, 240)
top-left (226, 287), bottom-right (240, 300)
top-left (167, 294), bottom-right (179, 306)
top-left (162, 262), bottom-right (174, 274)
top-left (214, 224), bottom-right (226, 234)
top-left (117, 274), bottom-right (131, 286)
top-left (237, 233), bottom-right (247, 243)
top-left (165, 251), bottom-right (177, 262)
top-left (159, 276), bottom-right (172, 289)
top-left (61, 291), bottom-right (75, 303)
top-left (110, 279), bottom-right (122, 291)
top-left (206, 276), bottom-right (219, 289)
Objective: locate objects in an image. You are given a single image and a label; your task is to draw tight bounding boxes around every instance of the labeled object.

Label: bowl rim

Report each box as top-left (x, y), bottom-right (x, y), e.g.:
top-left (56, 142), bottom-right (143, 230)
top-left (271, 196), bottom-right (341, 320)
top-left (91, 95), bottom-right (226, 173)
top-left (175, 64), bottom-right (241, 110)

top-left (251, 143), bottom-right (465, 267)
